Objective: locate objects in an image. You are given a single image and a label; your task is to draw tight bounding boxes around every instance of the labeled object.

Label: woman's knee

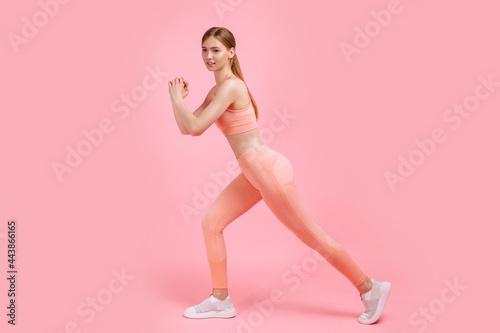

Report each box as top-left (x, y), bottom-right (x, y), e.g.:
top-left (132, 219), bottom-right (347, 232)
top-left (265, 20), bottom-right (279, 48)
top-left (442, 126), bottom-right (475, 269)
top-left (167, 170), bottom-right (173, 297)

top-left (201, 214), bottom-right (212, 236)
top-left (201, 212), bottom-right (223, 237)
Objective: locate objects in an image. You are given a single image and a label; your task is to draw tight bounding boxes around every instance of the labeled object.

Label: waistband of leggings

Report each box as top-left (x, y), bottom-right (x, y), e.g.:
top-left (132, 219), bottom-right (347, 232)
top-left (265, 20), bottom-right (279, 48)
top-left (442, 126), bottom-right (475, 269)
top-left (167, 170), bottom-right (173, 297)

top-left (237, 144), bottom-right (274, 171)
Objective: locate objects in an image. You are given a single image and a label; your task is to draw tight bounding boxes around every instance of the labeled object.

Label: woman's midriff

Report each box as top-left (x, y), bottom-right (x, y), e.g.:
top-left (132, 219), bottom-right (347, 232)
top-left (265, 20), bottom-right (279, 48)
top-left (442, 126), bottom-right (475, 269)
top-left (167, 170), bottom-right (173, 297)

top-left (225, 128), bottom-right (265, 159)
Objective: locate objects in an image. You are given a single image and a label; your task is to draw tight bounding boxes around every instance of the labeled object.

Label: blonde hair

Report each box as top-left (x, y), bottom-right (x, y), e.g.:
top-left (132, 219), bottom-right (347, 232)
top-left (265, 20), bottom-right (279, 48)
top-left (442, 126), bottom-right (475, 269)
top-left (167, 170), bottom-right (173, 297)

top-left (202, 27), bottom-right (259, 120)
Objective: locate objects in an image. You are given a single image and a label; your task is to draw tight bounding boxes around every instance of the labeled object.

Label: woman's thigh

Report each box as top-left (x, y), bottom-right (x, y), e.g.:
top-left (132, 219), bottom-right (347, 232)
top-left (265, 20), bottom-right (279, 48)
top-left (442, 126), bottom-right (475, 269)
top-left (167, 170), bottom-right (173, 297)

top-left (202, 171), bottom-right (263, 235)
top-left (242, 150), bottom-right (342, 250)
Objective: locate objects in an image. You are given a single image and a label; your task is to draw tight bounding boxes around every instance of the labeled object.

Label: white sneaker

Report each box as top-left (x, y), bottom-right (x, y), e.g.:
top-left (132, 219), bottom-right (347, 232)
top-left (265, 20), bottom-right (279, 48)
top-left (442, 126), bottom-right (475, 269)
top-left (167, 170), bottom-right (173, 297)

top-left (183, 294), bottom-right (236, 319)
top-left (358, 278), bottom-right (391, 324)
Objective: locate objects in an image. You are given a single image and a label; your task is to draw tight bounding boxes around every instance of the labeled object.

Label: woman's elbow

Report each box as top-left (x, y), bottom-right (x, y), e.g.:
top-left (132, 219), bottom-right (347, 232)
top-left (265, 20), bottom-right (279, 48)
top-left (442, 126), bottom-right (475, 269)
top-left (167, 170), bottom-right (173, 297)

top-left (181, 128), bottom-right (200, 136)
top-left (190, 129), bottom-right (203, 136)
top-left (189, 124), bottom-right (207, 136)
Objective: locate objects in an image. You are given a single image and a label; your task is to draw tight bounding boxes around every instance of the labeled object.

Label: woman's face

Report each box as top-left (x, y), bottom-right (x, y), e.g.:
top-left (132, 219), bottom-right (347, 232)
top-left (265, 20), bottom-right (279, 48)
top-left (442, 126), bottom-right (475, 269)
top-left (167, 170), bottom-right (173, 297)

top-left (202, 36), bottom-right (233, 71)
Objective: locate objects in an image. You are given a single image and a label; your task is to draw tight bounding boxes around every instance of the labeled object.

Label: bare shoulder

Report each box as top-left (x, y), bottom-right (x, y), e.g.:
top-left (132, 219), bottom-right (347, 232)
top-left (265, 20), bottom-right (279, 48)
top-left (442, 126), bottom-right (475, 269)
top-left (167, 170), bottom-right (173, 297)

top-left (223, 76), bottom-right (247, 95)
top-left (212, 78), bottom-right (243, 98)
top-left (227, 75), bottom-right (246, 86)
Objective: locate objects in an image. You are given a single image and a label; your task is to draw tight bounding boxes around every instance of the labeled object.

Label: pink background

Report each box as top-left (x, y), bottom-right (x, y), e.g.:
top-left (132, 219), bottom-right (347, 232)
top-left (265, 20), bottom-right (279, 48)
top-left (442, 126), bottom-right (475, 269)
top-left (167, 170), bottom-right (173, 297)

top-left (1, 0), bottom-right (499, 332)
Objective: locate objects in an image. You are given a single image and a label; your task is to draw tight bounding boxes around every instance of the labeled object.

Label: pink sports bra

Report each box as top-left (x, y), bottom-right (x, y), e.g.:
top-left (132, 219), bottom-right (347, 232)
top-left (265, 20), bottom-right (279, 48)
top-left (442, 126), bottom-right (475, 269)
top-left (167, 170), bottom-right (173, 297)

top-left (213, 74), bottom-right (258, 136)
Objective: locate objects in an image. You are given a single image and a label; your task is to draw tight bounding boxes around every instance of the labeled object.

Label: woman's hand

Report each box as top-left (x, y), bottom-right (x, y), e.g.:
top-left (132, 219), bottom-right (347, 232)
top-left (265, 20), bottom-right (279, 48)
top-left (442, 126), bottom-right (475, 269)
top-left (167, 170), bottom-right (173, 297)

top-left (168, 77), bottom-right (189, 102)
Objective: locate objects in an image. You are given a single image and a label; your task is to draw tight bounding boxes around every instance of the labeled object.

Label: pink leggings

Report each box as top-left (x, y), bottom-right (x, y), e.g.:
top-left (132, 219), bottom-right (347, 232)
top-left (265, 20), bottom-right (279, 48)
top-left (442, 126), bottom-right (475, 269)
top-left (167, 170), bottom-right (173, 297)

top-left (201, 144), bottom-right (367, 289)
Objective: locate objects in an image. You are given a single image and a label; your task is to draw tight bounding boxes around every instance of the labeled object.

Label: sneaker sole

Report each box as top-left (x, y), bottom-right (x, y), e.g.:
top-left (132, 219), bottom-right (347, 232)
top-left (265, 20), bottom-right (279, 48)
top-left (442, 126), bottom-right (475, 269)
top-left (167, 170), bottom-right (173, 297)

top-left (358, 281), bottom-right (391, 325)
top-left (183, 307), bottom-right (236, 319)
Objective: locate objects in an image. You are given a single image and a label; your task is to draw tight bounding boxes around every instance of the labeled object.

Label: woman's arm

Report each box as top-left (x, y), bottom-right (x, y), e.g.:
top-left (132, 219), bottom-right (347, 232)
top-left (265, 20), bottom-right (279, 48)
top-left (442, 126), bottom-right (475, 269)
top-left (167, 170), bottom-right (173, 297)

top-left (172, 87), bottom-right (215, 135)
top-left (172, 102), bottom-right (190, 134)
top-left (169, 78), bottom-right (236, 136)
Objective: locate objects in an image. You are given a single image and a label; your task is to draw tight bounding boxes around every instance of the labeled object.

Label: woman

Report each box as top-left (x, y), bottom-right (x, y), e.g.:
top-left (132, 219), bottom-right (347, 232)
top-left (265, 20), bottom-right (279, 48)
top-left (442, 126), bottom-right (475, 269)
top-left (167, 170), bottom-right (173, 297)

top-left (168, 27), bottom-right (391, 325)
